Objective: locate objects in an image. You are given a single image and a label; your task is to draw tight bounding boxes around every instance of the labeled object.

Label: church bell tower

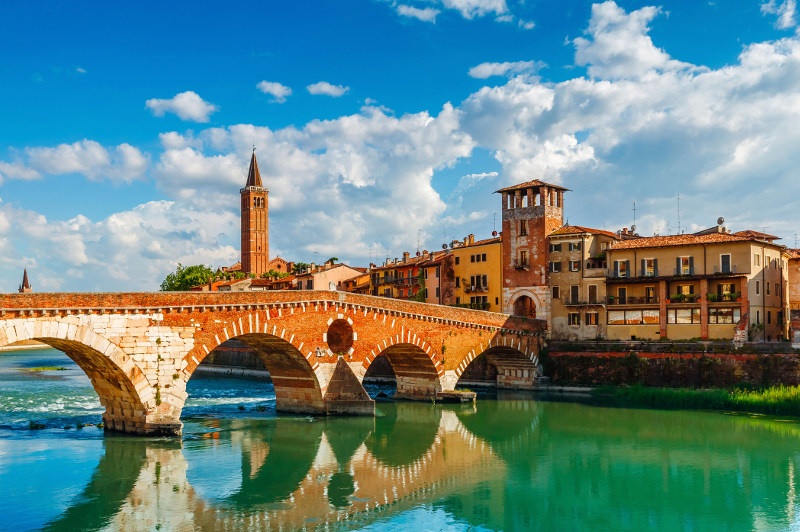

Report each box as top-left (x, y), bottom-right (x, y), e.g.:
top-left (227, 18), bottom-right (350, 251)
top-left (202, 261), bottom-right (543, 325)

top-left (240, 149), bottom-right (269, 277)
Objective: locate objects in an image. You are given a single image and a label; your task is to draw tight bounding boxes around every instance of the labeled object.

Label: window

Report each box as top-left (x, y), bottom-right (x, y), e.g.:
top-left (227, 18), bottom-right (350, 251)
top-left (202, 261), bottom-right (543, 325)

top-left (768, 311), bottom-right (772, 324)
top-left (519, 250), bottom-right (528, 266)
top-left (642, 258), bottom-right (657, 277)
top-left (645, 286), bottom-right (656, 303)
top-left (306, 279), bottom-right (313, 289)
top-left (618, 287), bottom-right (627, 304)
top-left (677, 256), bottom-right (693, 275)
top-left (569, 260), bottom-right (580, 272)
top-left (519, 220), bottom-right (527, 236)
top-left (708, 308), bottom-right (740, 324)
top-left (435, 267), bottom-right (440, 278)
top-left (549, 243), bottom-right (562, 252)
top-left (456, 296), bottom-right (460, 305)
top-left (424, 269), bottom-right (428, 279)
top-left (614, 260), bottom-right (629, 278)
top-left (601, 242), bottom-right (609, 251)
top-left (471, 255), bottom-right (475, 263)
top-left (569, 242), bottom-right (581, 251)
top-left (677, 284), bottom-right (694, 296)
top-left (586, 312), bottom-right (598, 325)
top-left (776, 283), bottom-right (781, 297)
top-left (482, 253), bottom-right (487, 262)
top-left (552, 286), bottom-right (560, 299)
top-left (550, 261), bottom-right (562, 273)
top-left (570, 285), bottom-right (579, 304)
top-left (588, 285), bottom-right (598, 304)
top-left (754, 253), bottom-right (760, 266)
top-left (455, 277), bottom-right (460, 288)
top-left (756, 281), bottom-right (760, 295)
top-left (435, 287), bottom-right (440, 298)
top-left (720, 254), bottom-right (731, 273)
top-left (568, 313), bottom-right (580, 325)
top-left (766, 282), bottom-right (771, 295)
top-left (608, 310), bottom-right (660, 325)
top-left (667, 308), bottom-right (701, 324)
top-left (455, 257), bottom-right (460, 265)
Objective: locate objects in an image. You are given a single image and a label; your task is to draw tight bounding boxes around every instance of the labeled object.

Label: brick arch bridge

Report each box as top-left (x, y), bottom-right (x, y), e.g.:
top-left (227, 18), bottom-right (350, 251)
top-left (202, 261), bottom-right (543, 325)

top-left (0, 291), bottom-right (545, 435)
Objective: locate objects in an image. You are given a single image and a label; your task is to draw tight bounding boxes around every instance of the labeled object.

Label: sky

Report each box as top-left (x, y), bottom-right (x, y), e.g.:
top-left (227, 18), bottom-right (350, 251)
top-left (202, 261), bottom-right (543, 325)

top-left (2, 0), bottom-right (800, 292)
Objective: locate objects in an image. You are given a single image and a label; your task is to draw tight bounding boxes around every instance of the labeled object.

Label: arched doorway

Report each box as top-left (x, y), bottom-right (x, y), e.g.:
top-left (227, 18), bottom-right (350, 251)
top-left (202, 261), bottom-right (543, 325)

top-left (513, 295), bottom-right (536, 317)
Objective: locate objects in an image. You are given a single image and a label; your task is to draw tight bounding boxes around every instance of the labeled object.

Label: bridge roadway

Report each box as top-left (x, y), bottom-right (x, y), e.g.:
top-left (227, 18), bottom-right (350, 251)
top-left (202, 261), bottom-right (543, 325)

top-left (0, 291), bottom-right (545, 435)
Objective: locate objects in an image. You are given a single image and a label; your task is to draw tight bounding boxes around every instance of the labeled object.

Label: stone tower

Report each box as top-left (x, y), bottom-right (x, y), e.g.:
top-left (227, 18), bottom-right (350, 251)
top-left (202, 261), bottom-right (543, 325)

top-left (240, 150), bottom-right (269, 277)
top-left (19, 268), bottom-right (32, 293)
top-left (496, 180), bottom-right (568, 319)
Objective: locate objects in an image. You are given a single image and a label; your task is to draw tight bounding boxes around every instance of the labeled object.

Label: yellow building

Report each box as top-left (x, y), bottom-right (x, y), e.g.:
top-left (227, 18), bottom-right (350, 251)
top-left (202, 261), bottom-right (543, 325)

top-left (605, 226), bottom-right (789, 341)
top-left (548, 225), bottom-right (617, 340)
top-left (450, 234), bottom-right (502, 312)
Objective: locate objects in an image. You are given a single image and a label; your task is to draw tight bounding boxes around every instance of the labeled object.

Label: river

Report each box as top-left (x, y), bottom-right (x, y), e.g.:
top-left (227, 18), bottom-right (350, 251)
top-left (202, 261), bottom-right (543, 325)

top-left (2, 347), bottom-right (800, 531)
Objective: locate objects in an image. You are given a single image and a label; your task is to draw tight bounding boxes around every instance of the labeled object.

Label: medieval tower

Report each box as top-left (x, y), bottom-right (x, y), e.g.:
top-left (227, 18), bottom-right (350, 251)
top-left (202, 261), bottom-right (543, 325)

top-left (240, 150), bottom-right (269, 277)
top-left (497, 180), bottom-right (567, 320)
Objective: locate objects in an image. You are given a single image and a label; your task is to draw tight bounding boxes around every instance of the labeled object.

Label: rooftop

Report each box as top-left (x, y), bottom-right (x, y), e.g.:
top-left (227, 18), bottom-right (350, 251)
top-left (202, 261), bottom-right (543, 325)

top-left (495, 179), bottom-right (570, 194)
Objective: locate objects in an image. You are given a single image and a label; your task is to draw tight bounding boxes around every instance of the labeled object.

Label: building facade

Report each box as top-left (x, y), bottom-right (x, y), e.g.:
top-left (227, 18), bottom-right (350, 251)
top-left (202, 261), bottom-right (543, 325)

top-left (604, 227), bottom-right (788, 341)
top-left (496, 180), bottom-right (568, 320)
top-left (548, 225), bottom-right (617, 340)
top-left (449, 235), bottom-right (502, 312)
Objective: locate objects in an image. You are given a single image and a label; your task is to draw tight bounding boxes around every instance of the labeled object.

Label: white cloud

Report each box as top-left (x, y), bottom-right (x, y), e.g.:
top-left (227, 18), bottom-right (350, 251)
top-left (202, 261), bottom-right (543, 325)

top-left (762, 0), bottom-right (798, 29)
top-left (8, 140), bottom-right (149, 184)
top-left (76, 67), bottom-right (87, 74)
top-left (573, 1), bottom-right (693, 79)
top-left (307, 81), bottom-right (350, 97)
top-left (468, 60), bottom-right (541, 79)
top-left (441, 0), bottom-right (508, 19)
top-left (397, 4), bottom-right (440, 22)
top-left (518, 19), bottom-right (535, 30)
top-left (145, 91), bottom-right (218, 122)
top-left (256, 81), bottom-right (293, 103)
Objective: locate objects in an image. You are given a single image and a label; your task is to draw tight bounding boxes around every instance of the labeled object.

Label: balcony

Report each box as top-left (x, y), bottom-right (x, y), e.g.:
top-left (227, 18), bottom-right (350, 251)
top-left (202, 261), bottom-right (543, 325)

top-left (564, 298), bottom-right (605, 306)
top-left (465, 286), bottom-right (489, 293)
top-left (712, 265), bottom-right (739, 275)
top-left (606, 296), bottom-right (660, 305)
top-left (513, 260), bottom-right (530, 271)
top-left (668, 294), bottom-right (699, 304)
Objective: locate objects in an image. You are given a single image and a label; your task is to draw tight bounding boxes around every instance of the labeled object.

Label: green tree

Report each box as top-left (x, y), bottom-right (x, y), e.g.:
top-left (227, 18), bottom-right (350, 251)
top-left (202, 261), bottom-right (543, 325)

top-left (160, 263), bottom-right (214, 291)
top-left (326, 257), bottom-right (339, 264)
top-left (292, 262), bottom-right (311, 274)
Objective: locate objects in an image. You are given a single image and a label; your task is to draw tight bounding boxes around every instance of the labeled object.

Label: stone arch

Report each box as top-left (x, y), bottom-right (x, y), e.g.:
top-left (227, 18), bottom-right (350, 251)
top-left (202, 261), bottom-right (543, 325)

top-left (0, 319), bottom-right (152, 433)
top-left (188, 317), bottom-right (326, 414)
top-left (454, 335), bottom-right (541, 389)
top-left (508, 289), bottom-right (543, 318)
top-left (367, 335), bottom-right (442, 399)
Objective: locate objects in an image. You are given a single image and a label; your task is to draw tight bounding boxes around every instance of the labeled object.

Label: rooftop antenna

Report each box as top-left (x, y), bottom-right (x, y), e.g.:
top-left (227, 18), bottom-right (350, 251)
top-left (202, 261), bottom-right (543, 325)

top-left (416, 229), bottom-right (421, 253)
top-left (795, 233), bottom-right (798, 248)
top-left (632, 201), bottom-right (637, 230)
top-left (493, 213), bottom-right (497, 232)
top-left (677, 194), bottom-right (681, 234)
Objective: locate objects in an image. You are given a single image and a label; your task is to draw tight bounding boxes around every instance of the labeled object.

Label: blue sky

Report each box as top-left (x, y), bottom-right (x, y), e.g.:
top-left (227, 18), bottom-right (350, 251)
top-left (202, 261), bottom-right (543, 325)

top-left (2, 0), bottom-right (799, 291)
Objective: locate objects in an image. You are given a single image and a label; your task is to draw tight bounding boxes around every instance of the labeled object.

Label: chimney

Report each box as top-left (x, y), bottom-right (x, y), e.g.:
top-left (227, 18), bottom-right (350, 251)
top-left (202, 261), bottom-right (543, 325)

top-left (325, 261), bottom-right (332, 270)
top-left (468, 234), bottom-right (475, 245)
top-left (403, 251), bottom-right (410, 263)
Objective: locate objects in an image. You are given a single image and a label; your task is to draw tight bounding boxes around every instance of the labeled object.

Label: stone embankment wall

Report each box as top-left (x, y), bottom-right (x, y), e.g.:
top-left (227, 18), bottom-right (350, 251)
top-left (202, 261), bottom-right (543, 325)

top-left (546, 349), bottom-right (800, 388)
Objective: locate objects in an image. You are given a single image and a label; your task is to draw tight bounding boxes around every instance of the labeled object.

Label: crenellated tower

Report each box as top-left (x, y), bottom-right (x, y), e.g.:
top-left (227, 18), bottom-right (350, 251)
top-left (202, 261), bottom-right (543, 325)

top-left (496, 180), bottom-right (568, 319)
top-left (240, 149), bottom-right (269, 277)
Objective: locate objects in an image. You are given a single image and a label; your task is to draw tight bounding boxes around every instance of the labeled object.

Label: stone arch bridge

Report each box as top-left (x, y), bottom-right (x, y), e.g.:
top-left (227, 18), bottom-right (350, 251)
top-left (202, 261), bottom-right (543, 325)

top-left (0, 291), bottom-right (545, 435)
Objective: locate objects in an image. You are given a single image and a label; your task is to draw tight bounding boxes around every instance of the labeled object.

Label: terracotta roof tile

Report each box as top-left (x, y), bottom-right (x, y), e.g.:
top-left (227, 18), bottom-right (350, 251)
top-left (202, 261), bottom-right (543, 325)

top-left (495, 179), bottom-right (570, 193)
top-left (549, 224), bottom-right (617, 239)
top-left (611, 232), bottom-right (755, 250)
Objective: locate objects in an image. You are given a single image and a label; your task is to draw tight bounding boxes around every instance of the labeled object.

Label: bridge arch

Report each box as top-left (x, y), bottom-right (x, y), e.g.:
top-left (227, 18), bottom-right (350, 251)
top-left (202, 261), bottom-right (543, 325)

top-left (187, 319), bottom-right (327, 414)
top-left (0, 320), bottom-right (153, 433)
top-left (367, 334), bottom-right (442, 399)
top-left (454, 334), bottom-right (542, 390)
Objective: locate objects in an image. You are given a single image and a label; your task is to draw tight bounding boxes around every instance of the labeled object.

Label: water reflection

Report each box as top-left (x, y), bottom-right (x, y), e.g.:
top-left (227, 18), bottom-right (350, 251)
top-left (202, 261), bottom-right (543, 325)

top-left (20, 400), bottom-right (800, 531)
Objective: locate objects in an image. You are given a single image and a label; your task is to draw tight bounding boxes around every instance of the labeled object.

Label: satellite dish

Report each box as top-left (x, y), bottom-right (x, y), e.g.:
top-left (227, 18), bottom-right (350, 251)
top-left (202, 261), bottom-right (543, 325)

top-left (492, 230), bottom-right (498, 237)
top-left (442, 244), bottom-right (448, 249)
top-left (631, 225), bottom-right (636, 232)
top-left (717, 217), bottom-right (725, 226)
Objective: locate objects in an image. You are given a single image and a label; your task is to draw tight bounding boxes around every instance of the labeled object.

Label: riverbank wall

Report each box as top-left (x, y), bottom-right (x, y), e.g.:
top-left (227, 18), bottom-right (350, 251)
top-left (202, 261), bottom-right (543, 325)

top-left (546, 347), bottom-right (800, 388)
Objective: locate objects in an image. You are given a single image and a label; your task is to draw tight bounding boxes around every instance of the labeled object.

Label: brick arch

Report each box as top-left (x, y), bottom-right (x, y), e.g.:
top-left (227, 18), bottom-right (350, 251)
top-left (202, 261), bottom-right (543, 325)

top-left (453, 334), bottom-right (541, 384)
top-left (187, 315), bottom-right (326, 414)
top-left (508, 289), bottom-right (543, 318)
top-left (0, 320), bottom-right (153, 433)
top-left (369, 336), bottom-right (442, 399)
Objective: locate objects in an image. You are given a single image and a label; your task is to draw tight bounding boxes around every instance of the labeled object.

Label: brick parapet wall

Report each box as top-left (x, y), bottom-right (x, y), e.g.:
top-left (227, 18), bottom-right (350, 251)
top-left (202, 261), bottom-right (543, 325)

top-left (547, 350), bottom-right (800, 388)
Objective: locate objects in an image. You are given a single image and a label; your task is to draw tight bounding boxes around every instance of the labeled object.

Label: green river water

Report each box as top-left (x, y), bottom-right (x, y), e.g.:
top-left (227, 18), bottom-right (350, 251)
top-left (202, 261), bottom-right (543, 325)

top-left (2, 348), bottom-right (800, 531)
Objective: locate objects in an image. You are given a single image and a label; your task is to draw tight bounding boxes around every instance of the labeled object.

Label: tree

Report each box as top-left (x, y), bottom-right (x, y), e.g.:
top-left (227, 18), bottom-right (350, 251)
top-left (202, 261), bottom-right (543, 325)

top-left (160, 263), bottom-right (214, 291)
top-left (292, 262), bottom-right (311, 274)
top-left (326, 257), bottom-right (339, 264)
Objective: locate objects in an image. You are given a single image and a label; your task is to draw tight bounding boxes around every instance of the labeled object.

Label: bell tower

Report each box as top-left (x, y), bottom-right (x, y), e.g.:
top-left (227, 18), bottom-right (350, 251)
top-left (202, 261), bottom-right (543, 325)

top-left (19, 268), bottom-right (32, 293)
top-left (240, 149), bottom-right (269, 277)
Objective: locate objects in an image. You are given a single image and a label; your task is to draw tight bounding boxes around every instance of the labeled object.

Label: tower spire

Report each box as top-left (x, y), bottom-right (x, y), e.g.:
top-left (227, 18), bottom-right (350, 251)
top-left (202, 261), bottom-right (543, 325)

top-left (19, 268), bottom-right (32, 293)
top-left (244, 148), bottom-right (263, 188)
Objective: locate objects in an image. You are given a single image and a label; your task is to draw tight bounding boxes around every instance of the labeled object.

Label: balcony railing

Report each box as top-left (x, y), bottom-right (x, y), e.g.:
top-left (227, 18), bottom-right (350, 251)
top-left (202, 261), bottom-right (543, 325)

top-left (512, 260), bottom-right (530, 270)
top-left (465, 286), bottom-right (489, 293)
top-left (606, 296), bottom-right (660, 305)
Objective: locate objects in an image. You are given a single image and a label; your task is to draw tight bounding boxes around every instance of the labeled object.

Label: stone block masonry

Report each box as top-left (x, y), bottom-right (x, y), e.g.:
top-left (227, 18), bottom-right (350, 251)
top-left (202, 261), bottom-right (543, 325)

top-left (0, 291), bottom-right (546, 435)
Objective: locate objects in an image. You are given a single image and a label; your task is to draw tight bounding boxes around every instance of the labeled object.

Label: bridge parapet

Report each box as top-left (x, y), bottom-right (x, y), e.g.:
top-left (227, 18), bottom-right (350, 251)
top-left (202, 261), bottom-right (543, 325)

top-left (0, 291), bottom-right (546, 435)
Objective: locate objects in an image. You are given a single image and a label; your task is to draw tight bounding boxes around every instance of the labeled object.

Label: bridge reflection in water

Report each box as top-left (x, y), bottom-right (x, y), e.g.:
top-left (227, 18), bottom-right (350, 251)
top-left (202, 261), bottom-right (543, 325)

top-left (35, 399), bottom-right (800, 531)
